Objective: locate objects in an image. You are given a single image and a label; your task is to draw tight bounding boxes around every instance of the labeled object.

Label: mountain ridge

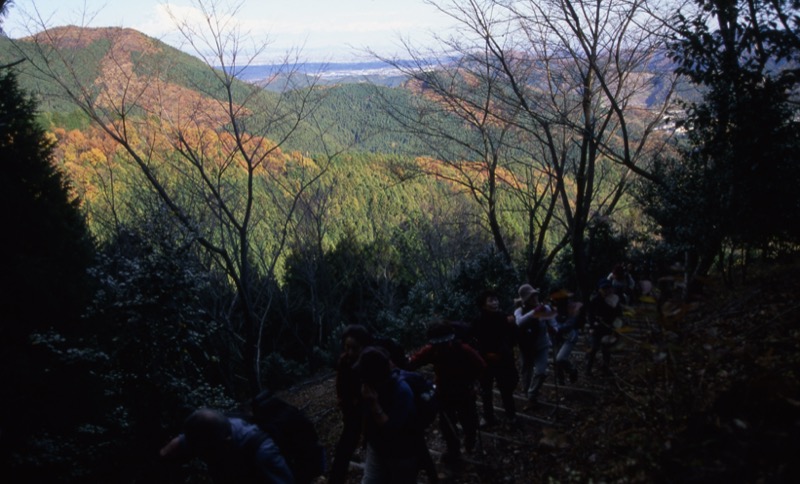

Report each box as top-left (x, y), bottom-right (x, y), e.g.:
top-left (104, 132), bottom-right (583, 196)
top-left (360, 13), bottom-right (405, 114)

top-left (0, 25), bottom-right (693, 157)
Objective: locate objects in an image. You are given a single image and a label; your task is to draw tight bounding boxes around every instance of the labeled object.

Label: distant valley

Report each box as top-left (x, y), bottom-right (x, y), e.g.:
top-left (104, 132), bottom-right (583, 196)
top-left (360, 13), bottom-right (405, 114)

top-left (229, 59), bottom-right (431, 88)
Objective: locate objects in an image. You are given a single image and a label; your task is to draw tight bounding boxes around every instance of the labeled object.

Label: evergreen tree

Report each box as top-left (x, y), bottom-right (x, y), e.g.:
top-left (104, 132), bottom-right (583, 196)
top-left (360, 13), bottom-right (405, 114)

top-left (0, 65), bottom-right (96, 477)
top-left (1, 68), bottom-right (94, 337)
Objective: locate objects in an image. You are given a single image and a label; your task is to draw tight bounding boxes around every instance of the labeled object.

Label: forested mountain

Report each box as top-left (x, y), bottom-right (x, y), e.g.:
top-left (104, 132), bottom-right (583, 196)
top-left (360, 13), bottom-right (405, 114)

top-left (3, 27), bottom-right (243, 118)
top-left (1, 27), bottom-right (444, 155)
top-left (0, 26), bottom-right (683, 156)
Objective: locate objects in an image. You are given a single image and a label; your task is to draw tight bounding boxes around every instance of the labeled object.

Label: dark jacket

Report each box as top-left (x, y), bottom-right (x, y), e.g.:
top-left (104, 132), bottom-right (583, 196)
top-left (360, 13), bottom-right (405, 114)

top-left (335, 352), bottom-right (362, 417)
top-left (588, 295), bottom-right (622, 336)
top-left (470, 309), bottom-right (518, 361)
top-left (408, 340), bottom-right (486, 404)
top-left (176, 417), bottom-right (295, 484)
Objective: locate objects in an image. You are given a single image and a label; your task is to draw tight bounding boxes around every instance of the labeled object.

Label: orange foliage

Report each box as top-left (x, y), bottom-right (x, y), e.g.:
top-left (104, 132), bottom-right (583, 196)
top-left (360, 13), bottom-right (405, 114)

top-left (406, 71), bottom-right (512, 131)
top-left (40, 28), bottom-right (297, 211)
top-left (413, 155), bottom-right (528, 194)
top-left (29, 26), bottom-right (131, 49)
top-left (35, 26), bottom-right (247, 130)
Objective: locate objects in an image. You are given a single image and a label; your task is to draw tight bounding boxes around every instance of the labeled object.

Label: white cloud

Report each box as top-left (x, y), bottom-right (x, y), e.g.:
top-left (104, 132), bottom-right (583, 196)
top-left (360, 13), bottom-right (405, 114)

top-left (134, 4), bottom-right (220, 37)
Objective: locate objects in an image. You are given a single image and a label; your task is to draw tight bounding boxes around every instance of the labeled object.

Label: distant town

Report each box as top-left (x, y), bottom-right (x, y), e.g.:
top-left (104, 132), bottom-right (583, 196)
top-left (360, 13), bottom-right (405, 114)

top-left (230, 59), bottom-right (438, 86)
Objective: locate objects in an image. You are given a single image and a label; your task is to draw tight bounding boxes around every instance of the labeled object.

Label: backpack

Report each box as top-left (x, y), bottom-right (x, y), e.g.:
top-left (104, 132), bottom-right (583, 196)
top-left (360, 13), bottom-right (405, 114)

top-left (244, 390), bottom-right (327, 484)
top-left (395, 369), bottom-right (439, 431)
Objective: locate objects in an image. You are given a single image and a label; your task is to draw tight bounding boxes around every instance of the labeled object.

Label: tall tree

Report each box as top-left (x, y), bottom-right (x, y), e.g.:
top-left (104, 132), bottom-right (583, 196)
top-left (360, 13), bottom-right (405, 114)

top-left (378, 0), bottom-right (679, 295)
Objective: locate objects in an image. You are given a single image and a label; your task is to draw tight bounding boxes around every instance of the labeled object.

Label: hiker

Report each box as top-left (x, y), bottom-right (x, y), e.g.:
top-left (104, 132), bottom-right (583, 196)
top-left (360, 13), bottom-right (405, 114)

top-left (329, 324), bottom-right (372, 484)
top-left (549, 291), bottom-right (582, 385)
top-left (470, 288), bottom-right (519, 426)
top-left (608, 264), bottom-right (636, 305)
top-left (159, 408), bottom-right (295, 483)
top-left (513, 284), bottom-right (556, 408)
top-left (353, 346), bottom-right (424, 483)
top-left (408, 321), bottom-right (486, 465)
top-left (586, 278), bottom-right (623, 376)
top-left (371, 337), bottom-right (440, 483)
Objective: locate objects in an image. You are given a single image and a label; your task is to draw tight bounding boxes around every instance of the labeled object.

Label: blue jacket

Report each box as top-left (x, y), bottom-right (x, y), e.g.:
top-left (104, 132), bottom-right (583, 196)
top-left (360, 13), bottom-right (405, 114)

top-left (178, 417), bottom-right (295, 483)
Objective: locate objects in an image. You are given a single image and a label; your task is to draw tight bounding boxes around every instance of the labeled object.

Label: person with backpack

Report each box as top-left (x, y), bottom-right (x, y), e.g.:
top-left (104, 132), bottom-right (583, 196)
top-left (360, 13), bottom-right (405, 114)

top-left (353, 345), bottom-right (425, 483)
top-left (513, 284), bottom-right (557, 409)
top-left (586, 278), bottom-right (624, 376)
top-left (408, 321), bottom-right (486, 466)
top-left (329, 324), bottom-right (372, 484)
top-left (370, 334), bottom-right (439, 482)
top-left (159, 408), bottom-right (295, 483)
top-left (470, 288), bottom-right (519, 426)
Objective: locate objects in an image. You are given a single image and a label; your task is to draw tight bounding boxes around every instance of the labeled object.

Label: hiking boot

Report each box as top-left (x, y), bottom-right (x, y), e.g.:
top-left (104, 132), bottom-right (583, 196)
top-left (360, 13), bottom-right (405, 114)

top-left (464, 436), bottom-right (476, 454)
top-left (527, 374), bottom-right (546, 400)
top-left (480, 416), bottom-right (498, 429)
top-left (440, 452), bottom-right (462, 466)
top-left (568, 367), bottom-right (578, 384)
top-left (555, 361), bottom-right (566, 385)
top-left (502, 414), bottom-right (519, 425)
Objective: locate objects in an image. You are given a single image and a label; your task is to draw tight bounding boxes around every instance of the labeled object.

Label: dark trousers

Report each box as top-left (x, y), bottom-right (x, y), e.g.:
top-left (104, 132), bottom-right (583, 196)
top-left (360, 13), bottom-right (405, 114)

top-left (479, 359), bottom-right (518, 420)
top-left (586, 332), bottom-right (611, 374)
top-left (439, 394), bottom-right (479, 456)
top-left (416, 433), bottom-right (438, 482)
top-left (329, 410), bottom-right (362, 484)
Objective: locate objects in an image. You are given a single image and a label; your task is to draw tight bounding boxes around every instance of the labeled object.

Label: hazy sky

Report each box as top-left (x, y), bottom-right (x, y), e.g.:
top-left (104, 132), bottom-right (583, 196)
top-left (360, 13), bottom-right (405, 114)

top-left (5, 0), bottom-right (456, 62)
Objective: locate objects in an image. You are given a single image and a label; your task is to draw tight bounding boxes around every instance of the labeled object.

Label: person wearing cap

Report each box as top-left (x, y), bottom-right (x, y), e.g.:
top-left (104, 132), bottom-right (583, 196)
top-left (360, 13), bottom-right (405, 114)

top-left (408, 321), bottom-right (486, 465)
top-left (353, 346), bottom-right (421, 483)
top-left (159, 408), bottom-right (295, 483)
top-left (470, 289), bottom-right (520, 426)
top-left (586, 278), bottom-right (623, 376)
top-left (513, 284), bottom-right (557, 409)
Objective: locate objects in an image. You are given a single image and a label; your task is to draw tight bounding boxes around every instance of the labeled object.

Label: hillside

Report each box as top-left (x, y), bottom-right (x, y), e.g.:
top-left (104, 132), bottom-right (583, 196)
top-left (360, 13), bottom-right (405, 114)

top-left (279, 262), bottom-right (800, 483)
top-left (0, 26), bottom-right (685, 158)
top-left (1, 27), bottom-right (447, 157)
top-left (1, 27), bottom-right (239, 114)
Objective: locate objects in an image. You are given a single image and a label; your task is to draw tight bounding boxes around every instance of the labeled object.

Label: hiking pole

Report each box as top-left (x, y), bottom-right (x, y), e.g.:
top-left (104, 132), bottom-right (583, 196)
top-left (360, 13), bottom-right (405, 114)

top-left (439, 410), bottom-right (462, 467)
top-left (549, 344), bottom-right (560, 421)
top-left (440, 410), bottom-right (460, 453)
top-left (472, 383), bottom-right (485, 454)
